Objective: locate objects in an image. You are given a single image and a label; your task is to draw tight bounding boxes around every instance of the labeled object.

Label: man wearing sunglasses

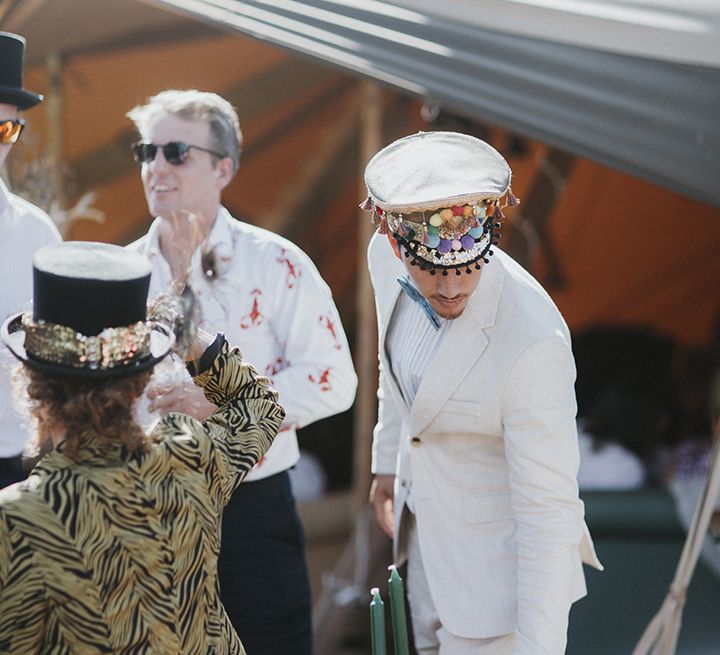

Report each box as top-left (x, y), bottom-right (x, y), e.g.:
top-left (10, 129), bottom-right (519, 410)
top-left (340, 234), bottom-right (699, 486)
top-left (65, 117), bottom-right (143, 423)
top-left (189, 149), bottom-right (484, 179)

top-left (126, 89), bottom-right (357, 655)
top-left (0, 32), bottom-right (61, 490)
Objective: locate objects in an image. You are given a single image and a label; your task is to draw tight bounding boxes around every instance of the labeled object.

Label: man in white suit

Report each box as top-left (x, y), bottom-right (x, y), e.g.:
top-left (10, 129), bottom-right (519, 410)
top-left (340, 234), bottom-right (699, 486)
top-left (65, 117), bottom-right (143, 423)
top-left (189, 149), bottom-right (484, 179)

top-left (364, 132), bottom-right (602, 654)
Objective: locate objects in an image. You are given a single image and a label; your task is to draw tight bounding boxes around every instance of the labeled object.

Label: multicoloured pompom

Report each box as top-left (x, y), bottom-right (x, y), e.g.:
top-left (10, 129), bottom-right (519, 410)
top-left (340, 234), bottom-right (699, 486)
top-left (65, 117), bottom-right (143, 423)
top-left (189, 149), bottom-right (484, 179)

top-left (361, 188), bottom-right (518, 274)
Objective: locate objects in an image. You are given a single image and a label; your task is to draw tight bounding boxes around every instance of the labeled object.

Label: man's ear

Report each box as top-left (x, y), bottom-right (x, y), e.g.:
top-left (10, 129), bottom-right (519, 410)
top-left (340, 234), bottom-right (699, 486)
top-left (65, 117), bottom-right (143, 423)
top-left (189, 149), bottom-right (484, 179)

top-left (386, 232), bottom-right (402, 260)
top-left (215, 157), bottom-right (234, 191)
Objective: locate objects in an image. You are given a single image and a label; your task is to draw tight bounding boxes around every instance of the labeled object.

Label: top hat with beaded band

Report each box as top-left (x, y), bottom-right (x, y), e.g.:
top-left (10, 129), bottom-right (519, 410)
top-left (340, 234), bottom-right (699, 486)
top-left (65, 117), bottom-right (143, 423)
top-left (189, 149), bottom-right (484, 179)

top-left (1, 241), bottom-right (174, 378)
top-left (0, 32), bottom-right (43, 110)
top-left (361, 131), bottom-right (519, 275)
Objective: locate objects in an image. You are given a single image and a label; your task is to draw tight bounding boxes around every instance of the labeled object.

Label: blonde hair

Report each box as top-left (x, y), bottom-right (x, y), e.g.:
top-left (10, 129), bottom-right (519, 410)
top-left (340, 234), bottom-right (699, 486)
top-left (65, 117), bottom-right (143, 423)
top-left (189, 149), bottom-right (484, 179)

top-left (127, 89), bottom-right (243, 174)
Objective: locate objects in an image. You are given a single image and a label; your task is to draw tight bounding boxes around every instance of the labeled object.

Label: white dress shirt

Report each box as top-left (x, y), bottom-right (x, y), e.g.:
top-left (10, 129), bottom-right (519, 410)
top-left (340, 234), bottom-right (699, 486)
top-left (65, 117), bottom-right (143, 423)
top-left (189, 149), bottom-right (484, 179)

top-left (0, 178), bottom-right (61, 457)
top-left (386, 289), bottom-right (452, 409)
top-left (128, 207), bottom-right (357, 481)
top-left (386, 288), bottom-right (453, 513)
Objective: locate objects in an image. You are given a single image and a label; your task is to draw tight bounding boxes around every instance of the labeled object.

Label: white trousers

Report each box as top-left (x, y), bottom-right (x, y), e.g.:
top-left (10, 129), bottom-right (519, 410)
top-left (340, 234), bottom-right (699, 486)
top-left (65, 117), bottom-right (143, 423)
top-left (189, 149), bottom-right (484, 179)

top-left (405, 513), bottom-right (516, 655)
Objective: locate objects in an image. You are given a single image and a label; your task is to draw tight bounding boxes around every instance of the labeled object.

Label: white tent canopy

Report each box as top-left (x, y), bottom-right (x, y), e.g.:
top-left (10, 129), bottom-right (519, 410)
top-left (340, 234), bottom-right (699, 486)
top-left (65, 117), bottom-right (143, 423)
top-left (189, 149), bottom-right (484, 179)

top-left (142, 0), bottom-right (720, 207)
top-left (0, 0), bottom-right (215, 62)
top-left (4, 0), bottom-right (719, 206)
top-left (393, 0), bottom-right (720, 68)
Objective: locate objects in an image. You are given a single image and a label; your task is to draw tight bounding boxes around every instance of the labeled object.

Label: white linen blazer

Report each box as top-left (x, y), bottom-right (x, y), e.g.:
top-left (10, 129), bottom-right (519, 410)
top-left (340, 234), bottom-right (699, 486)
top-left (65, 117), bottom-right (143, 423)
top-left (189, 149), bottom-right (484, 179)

top-left (368, 233), bottom-right (602, 654)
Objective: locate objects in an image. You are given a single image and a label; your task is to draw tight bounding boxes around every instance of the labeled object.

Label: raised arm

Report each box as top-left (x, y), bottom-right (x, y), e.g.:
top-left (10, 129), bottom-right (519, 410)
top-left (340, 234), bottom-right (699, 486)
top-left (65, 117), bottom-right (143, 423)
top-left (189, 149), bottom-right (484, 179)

top-left (160, 332), bottom-right (286, 505)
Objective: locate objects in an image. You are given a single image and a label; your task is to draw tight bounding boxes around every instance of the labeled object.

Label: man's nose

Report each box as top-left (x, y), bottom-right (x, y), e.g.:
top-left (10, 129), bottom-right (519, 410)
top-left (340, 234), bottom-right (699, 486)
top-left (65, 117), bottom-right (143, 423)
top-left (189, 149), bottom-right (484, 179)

top-left (438, 271), bottom-right (462, 297)
top-left (148, 148), bottom-right (170, 171)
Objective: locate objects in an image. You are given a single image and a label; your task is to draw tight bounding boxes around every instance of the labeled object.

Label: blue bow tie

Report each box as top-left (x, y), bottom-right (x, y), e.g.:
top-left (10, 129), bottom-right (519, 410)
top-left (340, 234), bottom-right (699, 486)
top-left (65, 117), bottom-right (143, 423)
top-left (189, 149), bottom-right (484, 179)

top-left (397, 276), bottom-right (441, 330)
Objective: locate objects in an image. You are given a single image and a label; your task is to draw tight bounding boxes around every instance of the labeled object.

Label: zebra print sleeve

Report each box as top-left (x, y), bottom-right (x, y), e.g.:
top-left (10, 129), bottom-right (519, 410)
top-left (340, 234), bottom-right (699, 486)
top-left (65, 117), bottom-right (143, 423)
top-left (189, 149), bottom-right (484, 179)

top-left (161, 340), bottom-right (286, 506)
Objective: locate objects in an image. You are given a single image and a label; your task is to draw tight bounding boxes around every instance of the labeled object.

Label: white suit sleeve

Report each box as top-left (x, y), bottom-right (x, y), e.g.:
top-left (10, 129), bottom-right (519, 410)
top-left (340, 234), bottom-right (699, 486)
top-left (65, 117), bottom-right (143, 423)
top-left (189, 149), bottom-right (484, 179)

top-left (367, 234), bottom-right (402, 475)
top-left (371, 359), bottom-right (402, 474)
top-left (502, 336), bottom-right (585, 655)
top-left (266, 245), bottom-right (357, 429)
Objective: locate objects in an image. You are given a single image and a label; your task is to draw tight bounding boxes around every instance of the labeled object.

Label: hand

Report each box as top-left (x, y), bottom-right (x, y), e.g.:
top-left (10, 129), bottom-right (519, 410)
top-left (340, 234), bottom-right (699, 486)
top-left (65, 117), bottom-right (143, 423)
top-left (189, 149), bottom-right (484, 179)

top-left (146, 365), bottom-right (216, 421)
top-left (157, 210), bottom-right (209, 286)
top-left (369, 474), bottom-right (395, 539)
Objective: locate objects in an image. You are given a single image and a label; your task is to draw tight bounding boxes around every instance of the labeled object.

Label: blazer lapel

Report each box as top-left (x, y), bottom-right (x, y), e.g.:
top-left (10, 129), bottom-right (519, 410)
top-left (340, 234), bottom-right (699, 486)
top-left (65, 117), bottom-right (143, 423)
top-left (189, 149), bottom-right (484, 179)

top-left (410, 257), bottom-right (505, 436)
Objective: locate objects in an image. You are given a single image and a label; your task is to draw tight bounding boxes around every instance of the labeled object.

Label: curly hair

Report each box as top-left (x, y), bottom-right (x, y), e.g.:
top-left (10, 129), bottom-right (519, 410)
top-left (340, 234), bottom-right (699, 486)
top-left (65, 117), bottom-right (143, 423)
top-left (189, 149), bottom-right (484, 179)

top-left (22, 366), bottom-right (153, 461)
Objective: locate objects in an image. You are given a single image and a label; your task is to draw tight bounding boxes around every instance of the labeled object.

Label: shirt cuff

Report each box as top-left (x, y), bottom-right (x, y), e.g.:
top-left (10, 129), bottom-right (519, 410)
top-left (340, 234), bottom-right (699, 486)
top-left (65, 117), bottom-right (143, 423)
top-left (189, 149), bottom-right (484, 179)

top-left (186, 333), bottom-right (226, 377)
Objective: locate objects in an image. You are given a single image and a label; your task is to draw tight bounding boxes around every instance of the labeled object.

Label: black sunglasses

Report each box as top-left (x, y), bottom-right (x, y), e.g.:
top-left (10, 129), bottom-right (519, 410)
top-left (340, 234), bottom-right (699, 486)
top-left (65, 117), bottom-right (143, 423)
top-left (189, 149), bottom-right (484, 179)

top-left (0, 119), bottom-right (26, 145)
top-left (131, 141), bottom-right (226, 166)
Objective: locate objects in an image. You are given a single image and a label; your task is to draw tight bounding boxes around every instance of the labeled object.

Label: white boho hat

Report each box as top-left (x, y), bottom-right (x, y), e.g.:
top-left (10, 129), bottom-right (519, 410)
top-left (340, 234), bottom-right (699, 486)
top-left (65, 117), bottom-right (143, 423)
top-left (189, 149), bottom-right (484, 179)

top-left (361, 131), bottom-right (519, 274)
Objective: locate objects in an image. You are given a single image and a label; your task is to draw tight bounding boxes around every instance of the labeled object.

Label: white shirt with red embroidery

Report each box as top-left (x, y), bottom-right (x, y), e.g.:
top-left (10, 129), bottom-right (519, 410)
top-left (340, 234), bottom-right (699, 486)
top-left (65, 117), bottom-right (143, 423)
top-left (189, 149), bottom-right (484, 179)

top-left (128, 207), bottom-right (357, 481)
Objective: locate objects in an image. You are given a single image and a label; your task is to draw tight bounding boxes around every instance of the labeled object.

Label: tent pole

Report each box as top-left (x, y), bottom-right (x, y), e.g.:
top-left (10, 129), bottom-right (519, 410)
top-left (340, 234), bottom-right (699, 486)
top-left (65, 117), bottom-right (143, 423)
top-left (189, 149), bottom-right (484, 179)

top-left (45, 50), bottom-right (65, 228)
top-left (632, 423), bottom-right (720, 655)
top-left (352, 81), bottom-right (382, 515)
top-left (310, 79), bottom-right (387, 655)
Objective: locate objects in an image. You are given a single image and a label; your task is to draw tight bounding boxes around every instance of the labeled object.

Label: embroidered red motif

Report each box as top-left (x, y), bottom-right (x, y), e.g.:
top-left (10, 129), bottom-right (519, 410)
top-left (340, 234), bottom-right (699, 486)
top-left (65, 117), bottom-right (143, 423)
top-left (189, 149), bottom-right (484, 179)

top-left (277, 249), bottom-right (301, 288)
top-left (240, 289), bottom-right (264, 329)
top-left (265, 356), bottom-right (290, 384)
top-left (319, 314), bottom-right (342, 350)
top-left (308, 368), bottom-right (332, 392)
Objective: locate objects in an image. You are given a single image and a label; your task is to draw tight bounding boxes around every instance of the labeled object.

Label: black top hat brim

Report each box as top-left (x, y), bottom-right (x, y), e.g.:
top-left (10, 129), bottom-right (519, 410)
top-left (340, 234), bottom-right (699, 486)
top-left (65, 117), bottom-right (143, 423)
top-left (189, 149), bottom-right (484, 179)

top-left (1, 313), bottom-right (173, 379)
top-left (0, 86), bottom-right (43, 110)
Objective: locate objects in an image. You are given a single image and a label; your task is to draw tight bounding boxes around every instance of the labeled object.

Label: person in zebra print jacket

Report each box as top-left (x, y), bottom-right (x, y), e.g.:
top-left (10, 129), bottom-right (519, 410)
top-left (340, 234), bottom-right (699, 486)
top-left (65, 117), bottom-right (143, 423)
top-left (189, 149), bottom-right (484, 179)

top-left (0, 241), bottom-right (285, 653)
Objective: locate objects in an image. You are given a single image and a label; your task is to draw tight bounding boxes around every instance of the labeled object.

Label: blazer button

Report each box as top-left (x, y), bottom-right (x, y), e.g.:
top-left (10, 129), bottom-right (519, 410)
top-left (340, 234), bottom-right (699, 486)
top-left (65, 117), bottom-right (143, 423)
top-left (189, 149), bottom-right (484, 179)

top-left (410, 437), bottom-right (422, 447)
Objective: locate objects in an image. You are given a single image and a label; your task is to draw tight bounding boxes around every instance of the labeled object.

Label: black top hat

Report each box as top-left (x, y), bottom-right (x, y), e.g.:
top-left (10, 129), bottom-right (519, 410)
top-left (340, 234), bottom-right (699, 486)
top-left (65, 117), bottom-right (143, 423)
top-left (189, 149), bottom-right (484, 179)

top-left (1, 242), bottom-right (173, 378)
top-left (0, 32), bottom-right (43, 110)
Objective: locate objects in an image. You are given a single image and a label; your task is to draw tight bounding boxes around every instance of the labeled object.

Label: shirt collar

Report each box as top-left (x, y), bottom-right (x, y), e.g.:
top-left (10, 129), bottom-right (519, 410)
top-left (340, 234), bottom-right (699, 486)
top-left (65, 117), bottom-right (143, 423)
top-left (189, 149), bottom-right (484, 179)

top-left (204, 206), bottom-right (235, 258)
top-left (396, 275), bottom-right (442, 330)
top-left (195, 207), bottom-right (235, 279)
top-left (143, 205), bottom-right (235, 264)
top-left (0, 177), bottom-right (12, 214)
top-left (38, 430), bottom-right (138, 470)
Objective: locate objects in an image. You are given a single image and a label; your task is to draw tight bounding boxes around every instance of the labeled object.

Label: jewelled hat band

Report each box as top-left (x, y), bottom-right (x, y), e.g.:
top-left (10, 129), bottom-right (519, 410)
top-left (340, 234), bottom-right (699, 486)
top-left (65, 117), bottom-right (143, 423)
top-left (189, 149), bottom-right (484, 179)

top-left (395, 226), bottom-right (497, 276)
top-left (21, 314), bottom-right (153, 370)
top-left (371, 198), bottom-right (506, 273)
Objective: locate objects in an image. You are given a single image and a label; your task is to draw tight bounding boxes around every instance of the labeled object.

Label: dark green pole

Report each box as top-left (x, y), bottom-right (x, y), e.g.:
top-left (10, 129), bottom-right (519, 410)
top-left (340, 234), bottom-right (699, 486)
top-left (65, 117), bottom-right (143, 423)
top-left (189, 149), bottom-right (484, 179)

top-left (388, 565), bottom-right (410, 655)
top-left (370, 587), bottom-right (387, 655)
